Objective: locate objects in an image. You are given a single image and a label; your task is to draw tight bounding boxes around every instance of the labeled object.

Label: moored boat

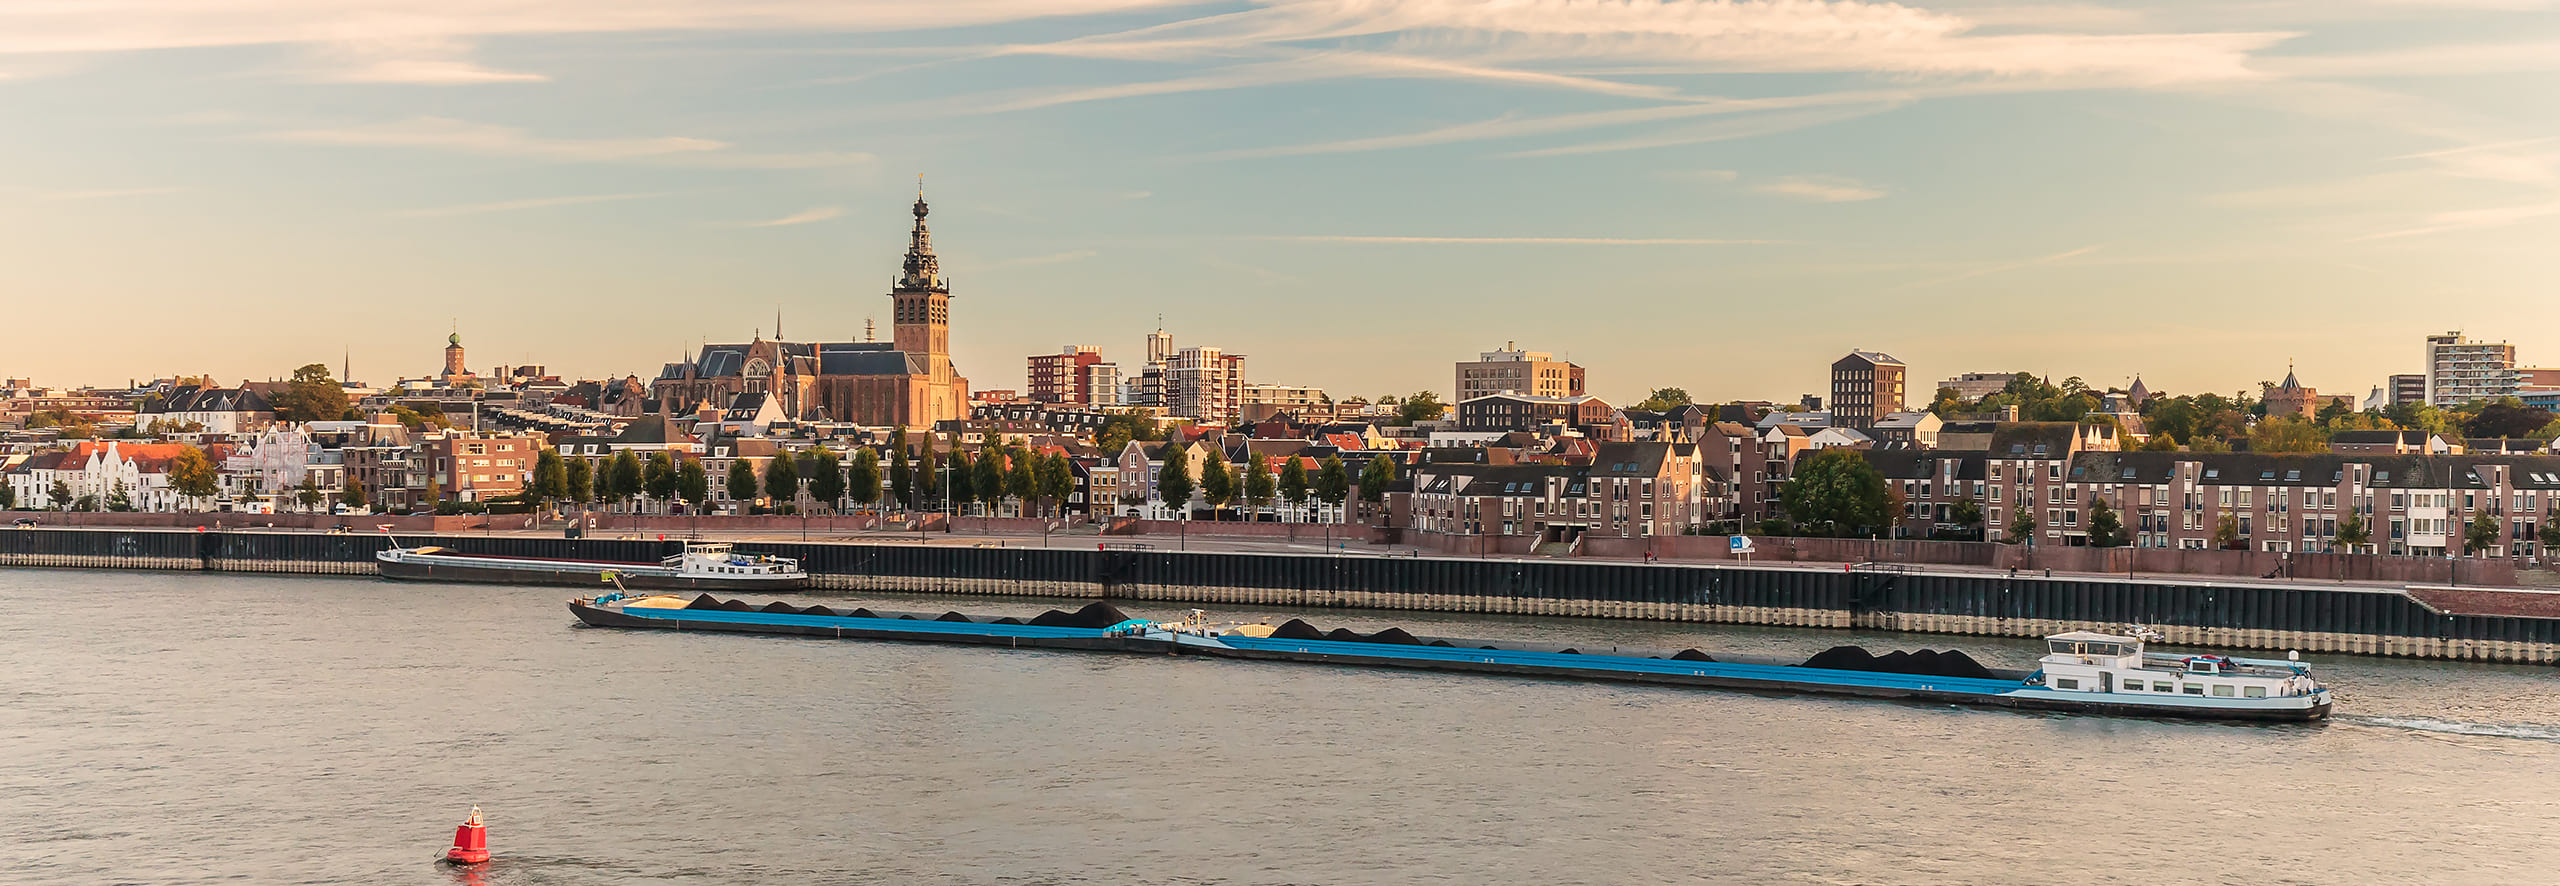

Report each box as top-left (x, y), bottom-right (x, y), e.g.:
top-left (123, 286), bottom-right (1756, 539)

top-left (567, 595), bottom-right (2330, 722)
top-left (380, 541), bottom-right (806, 591)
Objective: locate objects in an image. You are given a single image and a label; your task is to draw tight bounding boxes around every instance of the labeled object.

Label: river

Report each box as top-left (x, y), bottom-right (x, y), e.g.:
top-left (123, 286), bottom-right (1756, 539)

top-left (6, 569), bottom-right (2558, 885)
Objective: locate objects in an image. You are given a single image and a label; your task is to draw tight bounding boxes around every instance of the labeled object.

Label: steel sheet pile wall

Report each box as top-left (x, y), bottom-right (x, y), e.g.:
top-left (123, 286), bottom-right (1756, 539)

top-left (6, 529), bottom-right (2556, 661)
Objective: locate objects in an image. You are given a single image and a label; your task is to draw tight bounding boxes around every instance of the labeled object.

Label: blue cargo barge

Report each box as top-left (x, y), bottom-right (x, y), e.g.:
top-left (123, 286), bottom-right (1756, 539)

top-left (567, 595), bottom-right (2332, 722)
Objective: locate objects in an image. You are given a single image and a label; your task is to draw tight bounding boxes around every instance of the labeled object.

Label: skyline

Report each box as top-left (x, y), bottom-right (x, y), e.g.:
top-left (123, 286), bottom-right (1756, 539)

top-left (4, 0), bottom-right (2557, 402)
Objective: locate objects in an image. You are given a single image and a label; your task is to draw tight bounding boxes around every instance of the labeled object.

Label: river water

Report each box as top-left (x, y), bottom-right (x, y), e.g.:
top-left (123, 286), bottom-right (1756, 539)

top-left (6, 569), bottom-right (2559, 886)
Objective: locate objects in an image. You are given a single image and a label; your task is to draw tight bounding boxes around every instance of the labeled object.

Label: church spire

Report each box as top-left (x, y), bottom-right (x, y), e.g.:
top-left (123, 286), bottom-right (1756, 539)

top-left (898, 179), bottom-right (946, 293)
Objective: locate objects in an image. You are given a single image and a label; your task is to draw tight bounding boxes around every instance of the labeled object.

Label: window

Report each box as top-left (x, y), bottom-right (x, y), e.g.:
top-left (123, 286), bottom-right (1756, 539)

top-left (2154, 682), bottom-right (2175, 692)
top-left (2245, 687), bottom-right (2267, 699)
top-left (2055, 678), bottom-right (2079, 690)
top-left (2212, 685), bottom-right (2236, 698)
top-left (2120, 682), bottom-right (2142, 692)
top-left (2183, 684), bottom-right (2205, 695)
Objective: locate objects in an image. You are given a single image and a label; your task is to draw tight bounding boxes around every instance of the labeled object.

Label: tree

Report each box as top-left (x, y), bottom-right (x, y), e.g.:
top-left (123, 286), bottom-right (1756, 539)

top-left (643, 451), bottom-right (678, 511)
top-left (2540, 520), bottom-right (2560, 552)
top-left (563, 458), bottom-right (591, 507)
top-left (529, 449), bottom-right (568, 513)
top-left (972, 447), bottom-right (1005, 515)
top-left (2466, 401), bottom-right (2555, 440)
top-left (1395, 391), bottom-right (1445, 425)
top-left (1006, 445), bottom-right (1038, 514)
top-left (0, 483), bottom-right (13, 510)
top-left (849, 448), bottom-right (883, 510)
top-left (293, 476), bottom-right (324, 512)
top-left (49, 479), bottom-right (74, 512)
top-left (807, 447), bottom-right (845, 513)
top-left (1776, 450), bottom-right (1892, 538)
top-left (2248, 416), bottom-right (2328, 454)
top-left (676, 458), bottom-right (710, 514)
top-left (424, 478), bottom-right (442, 509)
top-left (1927, 386), bottom-right (1966, 417)
top-left (2142, 433), bottom-right (2181, 452)
top-left (1096, 410), bottom-right (1161, 456)
top-left (1199, 448), bottom-right (1234, 516)
top-left (1950, 497), bottom-right (1983, 539)
top-left (2214, 512), bottom-right (2241, 549)
top-left (1633, 387), bottom-right (1692, 412)
top-left (914, 445), bottom-right (939, 510)
top-left (272, 363), bottom-right (352, 422)
top-left (2190, 436), bottom-right (2233, 454)
top-left (948, 449), bottom-right (977, 512)
top-left (2465, 513), bottom-right (2501, 555)
top-left (726, 458), bottom-right (759, 511)
top-left (889, 428), bottom-right (912, 510)
top-left (75, 494), bottom-right (99, 512)
top-left (1243, 454), bottom-right (1276, 518)
top-left (1279, 456), bottom-right (1310, 517)
top-left (607, 451), bottom-right (643, 511)
top-left (1156, 444), bottom-right (1193, 517)
top-left (2085, 498), bottom-right (2124, 547)
top-left (341, 474), bottom-right (367, 512)
top-left (2335, 511), bottom-right (2369, 550)
top-left (168, 445), bottom-right (219, 510)
top-left (1036, 451), bottom-right (1075, 518)
top-left (1358, 455), bottom-right (1395, 505)
top-left (1315, 455), bottom-right (1350, 513)
top-left (109, 481), bottom-right (137, 512)
top-left (765, 452), bottom-right (802, 513)
top-left (2010, 513), bottom-right (2037, 545)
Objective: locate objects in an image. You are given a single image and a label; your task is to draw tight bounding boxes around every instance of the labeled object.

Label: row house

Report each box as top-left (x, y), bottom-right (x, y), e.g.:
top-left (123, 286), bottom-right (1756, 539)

top-left (422, 432), bottom-right (544, 504)
top-left (4, 442), bottom-right (208, 511)
top-left (1454, 393), bottom-right (1614, 434)
top-left (1880, 450), bottom-right (2560, 556)
top-left (1405, 442), bottom-right (1722, 543)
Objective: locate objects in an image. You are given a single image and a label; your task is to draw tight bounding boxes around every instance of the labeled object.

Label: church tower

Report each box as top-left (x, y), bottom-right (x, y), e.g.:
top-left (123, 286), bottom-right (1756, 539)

top-left (892, 189), bottom-right (952, 369)
top-left (442, 332), bottom-right (467, 382)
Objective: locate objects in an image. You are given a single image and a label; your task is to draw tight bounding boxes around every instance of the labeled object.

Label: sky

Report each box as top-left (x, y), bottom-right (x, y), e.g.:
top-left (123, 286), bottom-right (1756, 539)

top-left (3, 0), bottom-right (2557, 407)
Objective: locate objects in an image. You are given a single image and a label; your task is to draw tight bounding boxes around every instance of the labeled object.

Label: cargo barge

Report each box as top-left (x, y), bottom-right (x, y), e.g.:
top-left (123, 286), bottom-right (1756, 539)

top-left (381, 541), bottom-right (806, 591)
top-left (567, 595), bottom-right (2332, 722)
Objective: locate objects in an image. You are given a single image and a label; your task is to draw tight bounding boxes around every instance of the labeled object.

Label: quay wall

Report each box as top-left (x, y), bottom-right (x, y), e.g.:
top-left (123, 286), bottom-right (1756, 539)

top-left (4, 528), bottom-right (2556, 664)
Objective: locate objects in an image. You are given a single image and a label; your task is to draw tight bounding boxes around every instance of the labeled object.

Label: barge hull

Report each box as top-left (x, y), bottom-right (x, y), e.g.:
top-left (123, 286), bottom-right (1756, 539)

top-left (569, 603), bottom-right (2328, 722)
top-left (388, 560), bottom-right (807, 591)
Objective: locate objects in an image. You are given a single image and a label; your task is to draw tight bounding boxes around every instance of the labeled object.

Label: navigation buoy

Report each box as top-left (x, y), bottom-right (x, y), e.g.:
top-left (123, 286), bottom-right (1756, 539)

top-left (443, 806), bottom-right (490, 865)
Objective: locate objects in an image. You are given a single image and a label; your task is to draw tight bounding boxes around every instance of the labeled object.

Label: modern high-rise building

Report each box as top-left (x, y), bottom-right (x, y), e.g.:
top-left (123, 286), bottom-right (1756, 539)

top-left (2388, 373), bottom-right (2427, 407)
top-left (1084, 362), bottom-right (1123, 407)
top-left (1166, 346), bottom-right (1246, 425)
top-left (1830, 350), bottom-right (1907, 430)
top-left (1455, 343), bottom-right (1585, 402)
top-left (1027, 345), bottom-right (1104, 405)
top-left (2423, 332), bottom-right (2517, 406)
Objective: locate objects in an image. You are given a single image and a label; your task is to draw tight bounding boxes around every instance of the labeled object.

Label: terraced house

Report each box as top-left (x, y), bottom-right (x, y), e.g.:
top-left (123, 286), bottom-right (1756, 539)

top-left (1405, 442), bottom-right (1726, 547)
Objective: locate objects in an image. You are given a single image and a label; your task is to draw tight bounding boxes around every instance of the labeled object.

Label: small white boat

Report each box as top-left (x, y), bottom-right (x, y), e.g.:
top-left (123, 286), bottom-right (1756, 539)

top-left (378, 540), bottom-right (808, 590)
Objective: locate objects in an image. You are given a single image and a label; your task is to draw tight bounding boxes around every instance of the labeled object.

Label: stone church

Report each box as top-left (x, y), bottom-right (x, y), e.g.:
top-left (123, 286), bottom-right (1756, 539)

top-left (652, 193), bottom-right (971, 428)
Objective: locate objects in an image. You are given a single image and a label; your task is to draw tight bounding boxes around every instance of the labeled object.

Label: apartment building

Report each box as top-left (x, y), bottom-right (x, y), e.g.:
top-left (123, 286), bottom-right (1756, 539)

top-left (2425, 332), bottom-right (2518, 406)
top-left (1830, 351), bottom-right (1907, 430)
top-left (1455, 343), bottom-right (1585, 402)
top-left (1405, 441), bottom-right (1722, 541)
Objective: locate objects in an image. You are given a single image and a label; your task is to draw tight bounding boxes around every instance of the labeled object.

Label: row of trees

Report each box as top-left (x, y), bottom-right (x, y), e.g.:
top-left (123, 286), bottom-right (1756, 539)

top-left (1152, 448), bottom-right (1386, 519)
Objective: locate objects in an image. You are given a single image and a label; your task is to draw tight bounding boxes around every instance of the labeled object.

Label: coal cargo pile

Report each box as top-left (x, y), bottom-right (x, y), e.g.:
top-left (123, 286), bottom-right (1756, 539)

top-left (1672, 649), bottom-right (1715, 662)
top-left (1026, 602), bottom-right (1132, 629)
top-left (848, 608), bottom-right (878, 619)
top-left (1365, 628), bottom-right (1423, 645)
top-left (935, 611), bottom-right (974, 623)
top-left (759, 601), bottom-right (799, 613)
top-left (1270, 619), bottom-right (1326, 640)
top-left (684, 594), bottom-right (723, 610)
top-left (1258, 619), bottom-right (1483, 649)
top-left (720, 599), bottom-right (757, 612)
top-left (801, 605), bottom-right (837, 617)
top-left (1799, 646), bottom-right (1995, 679)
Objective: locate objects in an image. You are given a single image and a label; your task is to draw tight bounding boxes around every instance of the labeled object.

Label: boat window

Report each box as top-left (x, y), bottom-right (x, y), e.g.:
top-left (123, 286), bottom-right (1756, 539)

top-left (2212, 685), bottom-right (2236, 697)
top-left (2183, 684), bottom-right (2205, 695)
top-left (2154, 682), bottom-right (2174, 692)
top-left (2245, 687), bottom-right (2268, 699)
top-left (2118, 682), bottom-right (2140, 692)
top-left (2054, 678), bottom-right (2079, 690)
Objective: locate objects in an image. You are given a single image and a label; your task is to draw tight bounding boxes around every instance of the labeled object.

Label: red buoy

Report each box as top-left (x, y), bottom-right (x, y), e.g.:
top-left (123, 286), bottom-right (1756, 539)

top-left (444, 806), bottom-right (490, 865)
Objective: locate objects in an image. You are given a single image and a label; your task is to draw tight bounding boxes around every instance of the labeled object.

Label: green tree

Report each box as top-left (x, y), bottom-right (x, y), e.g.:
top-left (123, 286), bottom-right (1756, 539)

top-left (109, 480), bottom-right (137, 512)
top-left (2010, 513), bottom-right (2037, 545)
top-left (914, 445), bottom-right (939, 510)
top-left (849, 448), bottom-right (883, 509)
top-left (2085, 498), bottom-right (2124, 547)
top-left (807, 447), bottom-right (845, 513)
top-left (1633, 387), bottom-right (1692, 412)
top-left (1395, 391), bottom-right (1445, 425)
top-left (340, 474), bottom-right (367, 512)
top-left (1243, 453), bottom-right (1276, 518)
top-left (889, 428), bottom-right (912, 510)
top-left (1315, 456), bottom-right (1350, 512)
top-left (1199, 448), bottom-right (1234, 516)
top-left (49, 479), bottom-right (74, 512)
top-left (972, 448), bottom-right (1006, 515)
top-left (727, 457), bottom-right (759, 510)
top-left (563, 458), bottom-right (591, 506)
top-left (2214, 512), bottom-right (2241, 549)
top-left (1096, 410), bottom-right (1161, 456)
top-left (765, 452), bottom-right (802, 513)
top-left (2530, 415), bottom-right (2560, 443)
top-left (2539, 520), bottom-right (2560, 552)
top-left (1950, 497), bottom-right (1983, 539)
top-left (293, 476), bottom-right (324, 512)
top-left (1927, 386), bottom-right (1967, 417)
top-left (2248, 416), bottom-right (2329, 454)
top-left (1776, 450), bottom-right (1892, 538)
top-left (2464, 513), bottom-right (2501, 555)
top-left (1156, 444), bottom-right (1193, 516)
top-left (273, 363), bottom-right (352, 422)
top-left (643, 451), bottom-right (678, 510)
top-left (75, 494), bottom-right (100, 512)
top-left (948, 449), bottom-right (977, 512)
top-left (1036, 451), bottom-right (1075, 518)
top-left (530, 448), bottom-right (568, 513)
top-left (1005, 445), bottom-right (1038, 513)
top-left (2466, 401), bottom-right (2555, 439)
top-left (2335, 511), bottom-right (2369, 550)
top-left (424, 478), bottom-right (442, 509)
top-left (1358, 454), bottom-right (1396, 504)
top-left (1279, 456), bottom-right (1310, 516)
top-left (0, 483), bottom-right (13, 509)
top-left (676, 458), bottom-right (710, 514)
top-left (168, 445), bottom-right (219, 510)
top-left (607, 451), bottom-right (643, 510)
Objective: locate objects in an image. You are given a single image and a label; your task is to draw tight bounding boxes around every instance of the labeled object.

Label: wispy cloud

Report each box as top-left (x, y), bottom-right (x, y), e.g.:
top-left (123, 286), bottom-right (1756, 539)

top-left (1263, 235), bottom-right (1785, 246)
top-left (39, 187), bottom-right (185, 200)
top-left (993, 249), bottom-right (1099, 267)
top-left (2354, 200), bottom-right (2560, 241)
top-left (730, 206), bottom-right (845, 228)
top-left (392, 192), bottom-right (667, 218)
top-left (1754, 175), bottom-right (1889, 203)
top-left (1896, 245), bottom-right (2103, 289)
top-left (255, 117), bottom-right (872, 169)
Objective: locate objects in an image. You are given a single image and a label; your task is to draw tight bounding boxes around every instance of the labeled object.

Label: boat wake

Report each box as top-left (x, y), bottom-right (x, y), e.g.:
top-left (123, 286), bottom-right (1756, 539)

top-left (2339, 715), bottom-right (2560, 743)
